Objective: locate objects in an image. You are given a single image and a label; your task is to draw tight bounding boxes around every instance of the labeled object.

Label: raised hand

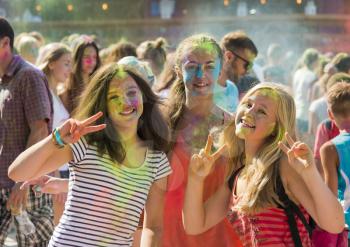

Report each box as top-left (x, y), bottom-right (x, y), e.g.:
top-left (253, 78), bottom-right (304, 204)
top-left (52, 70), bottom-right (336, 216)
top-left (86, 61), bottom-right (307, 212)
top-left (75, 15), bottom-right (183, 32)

top-left (278, 132), bottom-right (315, 175)
top-left (189, 135), bottom-right (227, 180)
top-left (58, 111), bottom-right (106, 144)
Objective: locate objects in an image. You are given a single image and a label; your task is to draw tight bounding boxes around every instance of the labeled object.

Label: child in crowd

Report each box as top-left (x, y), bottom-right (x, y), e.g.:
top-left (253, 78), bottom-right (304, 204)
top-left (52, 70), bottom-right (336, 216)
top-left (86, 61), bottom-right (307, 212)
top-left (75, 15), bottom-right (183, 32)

top-left (183, 83), bottom-right (344, 246)
top-left (8, 59), bottom-right (172, 246)
top-left (36, 42), bottom-right (72, 225)
top-left (60, 36), bottom-right (101, 113)
top-left (162, 34), bottom-right (241, 246)
top-left (321, 82), bottom-right (350, 244)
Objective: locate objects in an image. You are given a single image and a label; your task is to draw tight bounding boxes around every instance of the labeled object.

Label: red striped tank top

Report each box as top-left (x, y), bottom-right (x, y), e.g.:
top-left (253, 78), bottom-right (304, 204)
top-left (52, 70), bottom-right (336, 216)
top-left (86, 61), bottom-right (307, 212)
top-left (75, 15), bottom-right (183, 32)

top-left (227, 171), bottom-right (313, 247)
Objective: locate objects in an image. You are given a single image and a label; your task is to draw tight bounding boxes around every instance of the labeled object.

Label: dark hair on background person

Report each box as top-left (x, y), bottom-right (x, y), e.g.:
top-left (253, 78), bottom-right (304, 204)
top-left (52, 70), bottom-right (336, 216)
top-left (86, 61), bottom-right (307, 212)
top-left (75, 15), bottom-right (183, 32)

top-left (0, 17), bottom-right (14, 49)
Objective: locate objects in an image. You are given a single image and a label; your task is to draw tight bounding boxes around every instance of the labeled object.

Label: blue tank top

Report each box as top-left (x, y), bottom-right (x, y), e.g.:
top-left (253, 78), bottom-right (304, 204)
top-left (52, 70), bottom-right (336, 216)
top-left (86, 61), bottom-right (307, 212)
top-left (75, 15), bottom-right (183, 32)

top-left (331, 132), bottom-right (350, 233)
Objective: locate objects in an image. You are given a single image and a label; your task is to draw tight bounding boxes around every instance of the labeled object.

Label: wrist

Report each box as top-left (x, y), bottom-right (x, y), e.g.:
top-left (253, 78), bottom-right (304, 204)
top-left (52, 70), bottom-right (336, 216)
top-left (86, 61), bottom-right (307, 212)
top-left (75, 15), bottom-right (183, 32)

top-left (300, 162), bottom-right (318, 180)
top-left (52, 128), bottom-right (66, 149)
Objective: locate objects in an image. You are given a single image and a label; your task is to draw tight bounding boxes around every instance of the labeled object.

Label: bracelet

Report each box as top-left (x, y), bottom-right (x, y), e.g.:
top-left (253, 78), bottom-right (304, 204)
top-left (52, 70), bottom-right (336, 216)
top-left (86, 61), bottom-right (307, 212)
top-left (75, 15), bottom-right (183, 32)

top-left (52, 128), bottom-right (65, 148)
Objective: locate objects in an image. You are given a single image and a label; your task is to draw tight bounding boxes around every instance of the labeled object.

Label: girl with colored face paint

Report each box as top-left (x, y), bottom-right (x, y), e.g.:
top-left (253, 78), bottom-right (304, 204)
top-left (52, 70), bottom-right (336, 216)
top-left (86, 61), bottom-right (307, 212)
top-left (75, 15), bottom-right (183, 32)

top-left (162, 34), bottom-right (241, 247)
top-left (60, 36), bottom-right (101, 114)
top-left (8, 61), bottom-right (172, 247)
top-left (183, 83), bottom-right (344, 247)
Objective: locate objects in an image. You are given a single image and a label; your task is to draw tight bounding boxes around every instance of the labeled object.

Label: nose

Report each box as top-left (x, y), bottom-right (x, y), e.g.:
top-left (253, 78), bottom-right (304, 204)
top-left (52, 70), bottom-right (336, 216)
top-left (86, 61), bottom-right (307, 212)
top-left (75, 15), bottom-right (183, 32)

top-left (195, 65), bottom-right (204, 78)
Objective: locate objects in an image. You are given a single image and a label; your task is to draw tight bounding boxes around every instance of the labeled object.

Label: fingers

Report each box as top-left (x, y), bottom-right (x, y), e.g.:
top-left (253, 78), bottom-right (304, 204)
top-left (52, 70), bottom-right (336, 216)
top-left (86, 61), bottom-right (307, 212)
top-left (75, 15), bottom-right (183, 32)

top-left (204, 135), bottom-right (213, 155)
top-left (81, 111), bottom-right (103, 127)
top-left (278, 141), bottom-right (289, 154)
top-left (285, 132), bottom-right (295, 147)
top-left (212, 144), bottom-right (227, 161)
top-left (81, 124), bottom-right (107, 136)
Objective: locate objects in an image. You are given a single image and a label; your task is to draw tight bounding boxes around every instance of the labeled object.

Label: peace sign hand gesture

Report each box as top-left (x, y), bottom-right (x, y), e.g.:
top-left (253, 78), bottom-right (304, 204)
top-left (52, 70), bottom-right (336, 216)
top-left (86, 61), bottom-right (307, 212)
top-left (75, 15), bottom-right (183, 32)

top-left (278, 132), bottom-right (315, 175)
top-left (189, 135), bottom-right (227, 181)
top-left (58, 112), bottom-right (106, 144)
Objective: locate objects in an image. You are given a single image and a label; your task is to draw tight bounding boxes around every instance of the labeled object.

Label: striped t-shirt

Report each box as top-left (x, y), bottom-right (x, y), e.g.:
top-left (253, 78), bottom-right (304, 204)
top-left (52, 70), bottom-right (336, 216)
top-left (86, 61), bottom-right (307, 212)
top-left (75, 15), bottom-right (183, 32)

top-left (48, 137), bottom-right (171, 247)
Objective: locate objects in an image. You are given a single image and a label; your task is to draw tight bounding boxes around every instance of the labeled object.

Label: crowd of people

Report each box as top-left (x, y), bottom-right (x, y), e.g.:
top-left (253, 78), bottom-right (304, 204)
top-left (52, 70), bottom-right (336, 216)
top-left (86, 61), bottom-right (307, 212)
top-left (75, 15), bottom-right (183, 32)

top-left (1, 16), bottom-right (350, 246)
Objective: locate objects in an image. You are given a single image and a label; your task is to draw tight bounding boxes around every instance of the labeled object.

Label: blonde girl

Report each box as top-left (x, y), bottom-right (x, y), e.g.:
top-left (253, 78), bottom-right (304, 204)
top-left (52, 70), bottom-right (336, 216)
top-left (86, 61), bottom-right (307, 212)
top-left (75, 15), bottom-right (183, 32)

top-left (9, 60), bottom-right (171, 246)
top-left (183, 83), bottom-right (344, 246)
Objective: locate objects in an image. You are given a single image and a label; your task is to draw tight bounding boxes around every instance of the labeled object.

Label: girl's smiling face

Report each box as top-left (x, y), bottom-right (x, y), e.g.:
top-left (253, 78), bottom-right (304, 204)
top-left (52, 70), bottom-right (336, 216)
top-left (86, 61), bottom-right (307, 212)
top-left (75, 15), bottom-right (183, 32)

top-left (180, 47), bottom-right (221, 97)
top-left (107, 73), bottom-right (143, 129)
top-left (235, 90), bottom-right (278, 142)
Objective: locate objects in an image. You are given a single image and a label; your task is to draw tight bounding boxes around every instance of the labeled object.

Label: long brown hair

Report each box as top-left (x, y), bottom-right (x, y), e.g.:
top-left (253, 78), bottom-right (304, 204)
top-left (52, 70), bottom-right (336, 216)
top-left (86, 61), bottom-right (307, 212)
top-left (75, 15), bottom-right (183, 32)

top-left (66, 37), bottom-right (101, 113)
top-left (74, 63), bottom-right (169, 163)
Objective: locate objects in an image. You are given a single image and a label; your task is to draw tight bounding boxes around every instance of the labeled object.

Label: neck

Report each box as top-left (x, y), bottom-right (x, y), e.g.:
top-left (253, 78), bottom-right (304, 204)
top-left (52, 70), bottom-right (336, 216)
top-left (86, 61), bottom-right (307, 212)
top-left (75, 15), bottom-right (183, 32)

top-left (218, 73), bottom-right (227, 87)
top-left (117, 125), bottom-right (140, 148)
top-left (0, 52), bottom-right (13, 78)
top-left (47, 75), bottom-right (59, 95)
top-left (244, 139), bottom-right (263, 165)
top-left (82, 73), bottom-right (90, 84)
top-left (185, 94), bottom-right (214, 116)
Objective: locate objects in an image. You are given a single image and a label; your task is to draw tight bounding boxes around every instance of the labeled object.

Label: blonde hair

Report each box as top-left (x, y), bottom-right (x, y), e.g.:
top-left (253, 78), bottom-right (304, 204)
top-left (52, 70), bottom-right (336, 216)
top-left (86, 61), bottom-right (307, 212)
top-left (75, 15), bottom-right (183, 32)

top-left (222, 83), bottom-right (296, 214)
top-left (37, 43), bottom-right (71, 78)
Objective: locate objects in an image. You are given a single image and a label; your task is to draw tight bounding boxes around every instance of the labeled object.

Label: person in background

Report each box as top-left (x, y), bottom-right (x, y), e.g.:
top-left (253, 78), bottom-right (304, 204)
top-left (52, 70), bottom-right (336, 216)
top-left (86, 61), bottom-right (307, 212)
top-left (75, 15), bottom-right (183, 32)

top-left (137, 37), bottom-right (167, 86)
top-left (105, 40), bottom-right (137, 64)
top-left (216, 31), bottom-right (258, 114)
top-left (292, 48), bottom-right (319, 137)
top-left (0, 17), bottom-right (54, 247)
top-left (321, 82), bottom-right (350, 245)
top-left (60, 36), bottom-right (101, 113)
top-left (153, 52), bottom-right (176, 99)
top-left (37, 42), bottom-right (72, 225)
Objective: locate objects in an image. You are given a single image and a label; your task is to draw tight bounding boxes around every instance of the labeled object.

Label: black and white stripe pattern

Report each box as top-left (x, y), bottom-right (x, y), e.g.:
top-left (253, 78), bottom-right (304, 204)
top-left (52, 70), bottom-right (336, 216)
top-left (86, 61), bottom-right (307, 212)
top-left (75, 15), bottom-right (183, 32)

top-left (49, 137), bottom-right (171, 247)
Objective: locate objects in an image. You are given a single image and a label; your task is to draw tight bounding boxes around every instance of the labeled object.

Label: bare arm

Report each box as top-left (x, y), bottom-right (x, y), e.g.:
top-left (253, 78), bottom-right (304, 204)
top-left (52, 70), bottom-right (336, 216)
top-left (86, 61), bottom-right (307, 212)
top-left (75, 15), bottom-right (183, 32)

top-left (183, 178), bottom-right (230, 235)
top-left (320, 141), bottom-right (339, 195)
top-left (8, 134), bottom-right (72, 182)
top-left (279, 133), bottom-right (344, 234)
top-left (182, 135), bottom-right (229, 235)
top-left (8, 112), bottom-right (106, 182)
top-left (140, 177), bottom-right (167, 247)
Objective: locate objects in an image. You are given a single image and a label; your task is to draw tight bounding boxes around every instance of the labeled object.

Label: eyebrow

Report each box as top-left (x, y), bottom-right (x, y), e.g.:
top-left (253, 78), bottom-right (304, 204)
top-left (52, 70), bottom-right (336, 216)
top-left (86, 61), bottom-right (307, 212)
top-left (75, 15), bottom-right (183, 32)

top-left (108, 86), bottom-right (138, 95)
top-left (184, 60), bottom-right (215, 65)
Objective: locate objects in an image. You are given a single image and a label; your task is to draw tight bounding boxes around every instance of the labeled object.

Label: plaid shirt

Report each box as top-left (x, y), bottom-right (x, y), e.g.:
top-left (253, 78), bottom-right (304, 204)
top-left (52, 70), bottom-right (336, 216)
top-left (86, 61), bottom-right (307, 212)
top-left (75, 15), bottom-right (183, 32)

top-left (0, 55), bottom-right (53, 189)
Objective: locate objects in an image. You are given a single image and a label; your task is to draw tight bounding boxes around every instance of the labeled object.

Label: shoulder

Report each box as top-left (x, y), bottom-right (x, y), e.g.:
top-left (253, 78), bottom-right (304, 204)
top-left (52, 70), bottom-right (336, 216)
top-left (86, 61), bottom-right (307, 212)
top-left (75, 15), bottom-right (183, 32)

top-left (320, 140), bottom-right (337, 156)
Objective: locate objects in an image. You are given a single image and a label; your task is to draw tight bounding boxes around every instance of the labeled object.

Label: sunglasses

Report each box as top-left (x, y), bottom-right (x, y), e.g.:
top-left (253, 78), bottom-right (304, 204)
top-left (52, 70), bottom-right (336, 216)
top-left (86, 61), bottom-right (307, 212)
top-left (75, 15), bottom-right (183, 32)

top-left (230, 51), bottom-right (253, 71)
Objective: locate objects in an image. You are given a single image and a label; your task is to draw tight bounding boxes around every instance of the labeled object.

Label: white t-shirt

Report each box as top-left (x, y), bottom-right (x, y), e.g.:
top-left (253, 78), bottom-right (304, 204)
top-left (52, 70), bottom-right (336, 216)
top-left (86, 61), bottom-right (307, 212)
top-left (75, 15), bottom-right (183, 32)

top-left (213, 80), bottom-right (239, 114)
top-left (51, 90), bottom-right (70, 171)
top-left (309, 96), bottom-right (328, 127)
top-left (49, 137), bottom-right (171, 246)
top-left (293, 67), bottom-right (317, 121)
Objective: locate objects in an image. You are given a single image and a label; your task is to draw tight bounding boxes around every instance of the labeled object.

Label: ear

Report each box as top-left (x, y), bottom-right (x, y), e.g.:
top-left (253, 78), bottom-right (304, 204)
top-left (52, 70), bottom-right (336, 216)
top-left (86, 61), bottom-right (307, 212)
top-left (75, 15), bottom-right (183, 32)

top-left (224, 50), bottom-right (233, 62)
top-left (174, 64), bottom-right (182, 78)
top-left (328, 108), bottom-right (334, 120)
top-left (0, 37), bottom-right (10, 49)
top-left (48, 62), bottom-right (55, 70)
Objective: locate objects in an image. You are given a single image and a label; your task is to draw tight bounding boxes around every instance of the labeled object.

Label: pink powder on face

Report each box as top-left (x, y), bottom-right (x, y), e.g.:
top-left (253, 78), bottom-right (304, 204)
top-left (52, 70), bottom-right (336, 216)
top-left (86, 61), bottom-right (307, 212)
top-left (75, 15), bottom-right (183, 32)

top-left (0, 50), bottom-right (9, 60)
top-left (83, 57), bottom-right (94, 66)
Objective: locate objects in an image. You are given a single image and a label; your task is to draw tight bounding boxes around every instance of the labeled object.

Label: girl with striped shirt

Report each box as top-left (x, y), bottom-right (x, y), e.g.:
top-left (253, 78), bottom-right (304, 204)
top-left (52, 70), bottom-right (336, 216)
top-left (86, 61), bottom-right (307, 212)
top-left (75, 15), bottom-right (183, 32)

top-left (8, 60), bottom-right (171, 247)
top-left (183, 83), bottom-right (344, 246)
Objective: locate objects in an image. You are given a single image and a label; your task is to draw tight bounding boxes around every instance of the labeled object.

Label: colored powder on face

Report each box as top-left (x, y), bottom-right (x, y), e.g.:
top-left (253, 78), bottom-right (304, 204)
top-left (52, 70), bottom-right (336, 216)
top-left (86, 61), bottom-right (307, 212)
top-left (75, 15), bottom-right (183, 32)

top-left (193, 41), bottom-right (218, 57)
top-left (114, 70), bottom-right (128, 80)
top-left (256, 88), bottom-right (279, 101)
top-left (83, 57), bottom-right (93, 65)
